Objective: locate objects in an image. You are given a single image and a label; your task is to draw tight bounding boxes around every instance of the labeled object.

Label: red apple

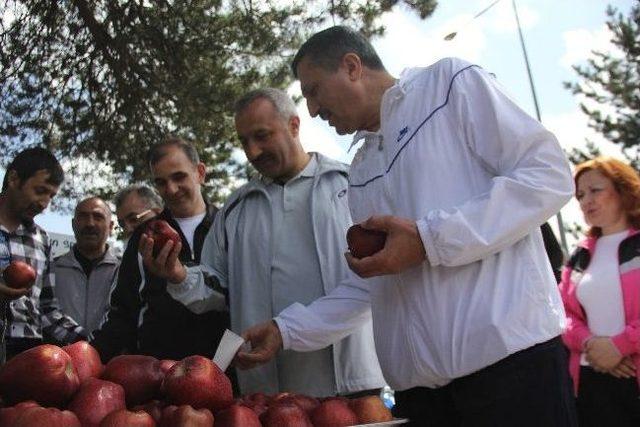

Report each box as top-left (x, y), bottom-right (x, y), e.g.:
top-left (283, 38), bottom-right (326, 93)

top-left (101, 354), bottom-right (164, 406)
top-left (240, 399), bottom-right (268, 418)
top-left (243, 392), bottom-right (269, 406)
top-left (63, 341), bottom-right (104, 383)
top-left (2, 260), bottom-right (36, 289)
top-left (216, 403), bottom-right (261, 427)
top-left (346, 224), bottom-right (387, 258)
top-left (132, 400), bottom-right (165, 424)
top-left (0, 401), bottom-right (39, 426)
top-left (261, 402), bottom-right (313, 427)
top-left (161, 355), bottom-right (233, 413)
top-left (310, 398), bottom-right (358, 427)
top-left (14, 406), bottom-right (81, 427)
top-left (159, 404), bottom-right (214, 427)
top-left (0, 344), bottom-right (80, 407)
top-left (144, 219), bottom-right (181, 256)
top-left (159, 359), bottom-right (178, 375)
top-left (349, 395), bottom-right (393, 423)
top-left (98, 409), bottom-right (155, 427)
top-left (280, 394), bottom-right (320, 414)
top-left (68, 378), bottom-right (126, 427)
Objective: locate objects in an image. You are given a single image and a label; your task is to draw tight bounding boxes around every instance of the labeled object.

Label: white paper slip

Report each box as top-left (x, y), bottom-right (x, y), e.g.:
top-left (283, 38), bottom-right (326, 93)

top-left (213, 329), bottom-right (246, 371)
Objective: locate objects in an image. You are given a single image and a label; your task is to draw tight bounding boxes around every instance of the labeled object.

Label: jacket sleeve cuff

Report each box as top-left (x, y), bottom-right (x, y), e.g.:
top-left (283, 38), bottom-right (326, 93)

top-left (273, 316), bottom-right (290, 351)
top-left (612, 330), bottom-right (637, 357)
top-left (416, 218), bottom-right (439, 267)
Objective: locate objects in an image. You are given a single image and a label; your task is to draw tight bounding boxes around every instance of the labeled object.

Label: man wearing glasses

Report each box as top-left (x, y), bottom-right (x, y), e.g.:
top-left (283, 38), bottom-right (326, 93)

top-left (114, 184), bottom-right (163, 240)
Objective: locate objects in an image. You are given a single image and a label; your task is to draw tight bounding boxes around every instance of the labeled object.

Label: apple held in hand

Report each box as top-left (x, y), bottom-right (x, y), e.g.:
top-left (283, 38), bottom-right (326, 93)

top-left (144, 219), bottom-right (181, 256)
top-left (346, 224), bottom-right (387, 259)
top-left (2, 260), bottom-right (36, 289)
top-left (0, 344), bottom-right (80, 407)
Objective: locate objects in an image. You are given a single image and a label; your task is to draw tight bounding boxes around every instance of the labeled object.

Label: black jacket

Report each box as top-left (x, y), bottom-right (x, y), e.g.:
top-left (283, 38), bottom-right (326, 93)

top-left (90, 204), bottom-right (229, 362)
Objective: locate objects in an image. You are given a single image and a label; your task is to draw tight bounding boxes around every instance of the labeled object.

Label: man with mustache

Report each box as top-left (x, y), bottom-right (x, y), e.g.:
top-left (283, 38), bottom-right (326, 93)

top-left (53, 197), bottom-right (120, 334)
top-left (166, 88), bottom-right (385, 397)
top-left (0, 148), bottom-right (85, 362)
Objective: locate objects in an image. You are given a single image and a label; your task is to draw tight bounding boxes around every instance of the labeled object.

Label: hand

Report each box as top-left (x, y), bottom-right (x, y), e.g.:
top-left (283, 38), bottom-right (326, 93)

top-left (234, 320), bottom-right (283, 370)
top-left (585, 336), bottom-right (623, 372)
top-left (608, 357), bottom-right (635, 379)
top-left (0, 283), bottom-right (31, 301)
top-left (345, 215), bottom-right (427, 278)
top-left (138, 233), bottom-right (186, 284)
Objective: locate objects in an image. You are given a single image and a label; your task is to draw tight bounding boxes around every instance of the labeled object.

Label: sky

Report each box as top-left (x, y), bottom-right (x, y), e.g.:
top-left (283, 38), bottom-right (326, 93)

top-left (27, 0), bottom-right (635, 251)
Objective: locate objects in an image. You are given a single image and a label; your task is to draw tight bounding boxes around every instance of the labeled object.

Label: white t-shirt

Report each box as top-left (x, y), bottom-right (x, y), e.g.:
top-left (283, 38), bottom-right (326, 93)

top-left (175, 212), bottom-right (206, 256)
top-left (577, 230), bottom-right (627, 365)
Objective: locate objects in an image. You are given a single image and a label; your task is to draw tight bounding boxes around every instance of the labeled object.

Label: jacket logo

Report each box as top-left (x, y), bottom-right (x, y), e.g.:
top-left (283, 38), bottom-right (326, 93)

top-left (396, 126), bottom-right (409, 142)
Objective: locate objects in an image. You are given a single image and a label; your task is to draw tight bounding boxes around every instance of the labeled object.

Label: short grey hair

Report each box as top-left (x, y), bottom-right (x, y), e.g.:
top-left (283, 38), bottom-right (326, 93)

top-left (234, 88), bottom-right (298, 121)
top-left (113, 183), bottom-right (164, 211)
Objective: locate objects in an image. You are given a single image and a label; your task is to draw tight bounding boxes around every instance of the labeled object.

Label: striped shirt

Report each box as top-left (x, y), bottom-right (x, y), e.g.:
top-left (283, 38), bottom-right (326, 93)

top-left (1, 221), bottom-right (84, 343)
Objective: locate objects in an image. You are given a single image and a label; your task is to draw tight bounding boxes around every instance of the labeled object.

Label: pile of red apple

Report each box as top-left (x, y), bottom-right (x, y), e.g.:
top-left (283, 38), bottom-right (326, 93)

top-left (0, 341), bottom-right (394, 426)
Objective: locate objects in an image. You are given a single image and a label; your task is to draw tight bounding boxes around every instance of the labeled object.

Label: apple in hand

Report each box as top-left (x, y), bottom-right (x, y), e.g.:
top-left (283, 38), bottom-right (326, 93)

top-left (349, 395), bottom-right (393, 423)
top-left (68, 378), bottom-right (126, 427)
top-left (101, 355), bottom-right (164, 406)
top-left (310, 398), bottom-right (358, 427)
top-left (62, 341), bottom-right (104, 383)
top-left (346, 224), bottom-right (387, 258)
top-left (0, 344), bottom-right (80, 407)
top-left (144, 219), bottom-right (181, 256)
top-left (159, 404), bottom-right (214, 427)
top-left (2, 260), bottom-right (36, 289)
top-left (98, 409), bottom-right (155, 427)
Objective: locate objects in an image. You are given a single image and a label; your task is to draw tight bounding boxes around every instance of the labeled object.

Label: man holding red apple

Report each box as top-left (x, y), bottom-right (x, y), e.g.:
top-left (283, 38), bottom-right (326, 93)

top-left (90, 137), bottom-right (229, 363)
top-left (0, 148), bottom-right (85, 363)
top-left (236, 27), bottom-right (578, 426)
top-left (167, 88), bottom-right (385, 398)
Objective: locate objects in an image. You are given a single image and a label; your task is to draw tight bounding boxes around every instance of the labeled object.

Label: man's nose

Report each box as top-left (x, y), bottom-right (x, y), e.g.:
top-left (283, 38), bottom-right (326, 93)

top-left (244, 141), bottom-right (262, 162)
top-left (166, 181), bottom-right (179, 195)
top-left (306, 99), bottom-right (320, 118)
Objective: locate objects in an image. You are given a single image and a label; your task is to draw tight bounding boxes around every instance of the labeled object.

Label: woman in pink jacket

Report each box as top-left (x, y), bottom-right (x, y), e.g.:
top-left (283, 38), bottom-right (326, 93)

top-left (560, 157), bottom-right (640, 427)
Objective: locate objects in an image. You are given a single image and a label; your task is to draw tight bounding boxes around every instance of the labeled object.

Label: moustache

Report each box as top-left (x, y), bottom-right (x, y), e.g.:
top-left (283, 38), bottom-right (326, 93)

top-left (80, 227), bottom-right (100, 236)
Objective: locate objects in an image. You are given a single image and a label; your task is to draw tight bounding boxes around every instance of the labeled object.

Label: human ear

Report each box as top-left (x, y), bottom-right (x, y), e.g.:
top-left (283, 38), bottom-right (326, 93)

top-left (342, 53), bottom-right (363, 81)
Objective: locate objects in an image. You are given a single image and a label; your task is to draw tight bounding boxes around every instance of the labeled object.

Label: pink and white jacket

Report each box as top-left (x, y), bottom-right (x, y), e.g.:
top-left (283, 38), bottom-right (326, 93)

top-left (560, 229), bottom-right (640, 393)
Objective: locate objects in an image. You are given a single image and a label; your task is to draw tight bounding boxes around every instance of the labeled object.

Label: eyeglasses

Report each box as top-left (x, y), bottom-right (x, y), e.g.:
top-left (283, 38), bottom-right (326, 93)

top-left (117, 209), bottom-right (153, 230)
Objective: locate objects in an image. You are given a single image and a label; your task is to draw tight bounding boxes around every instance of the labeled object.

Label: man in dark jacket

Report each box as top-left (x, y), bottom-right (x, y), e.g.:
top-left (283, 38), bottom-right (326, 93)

top-left (90, 136), bottom-right (229, 361)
